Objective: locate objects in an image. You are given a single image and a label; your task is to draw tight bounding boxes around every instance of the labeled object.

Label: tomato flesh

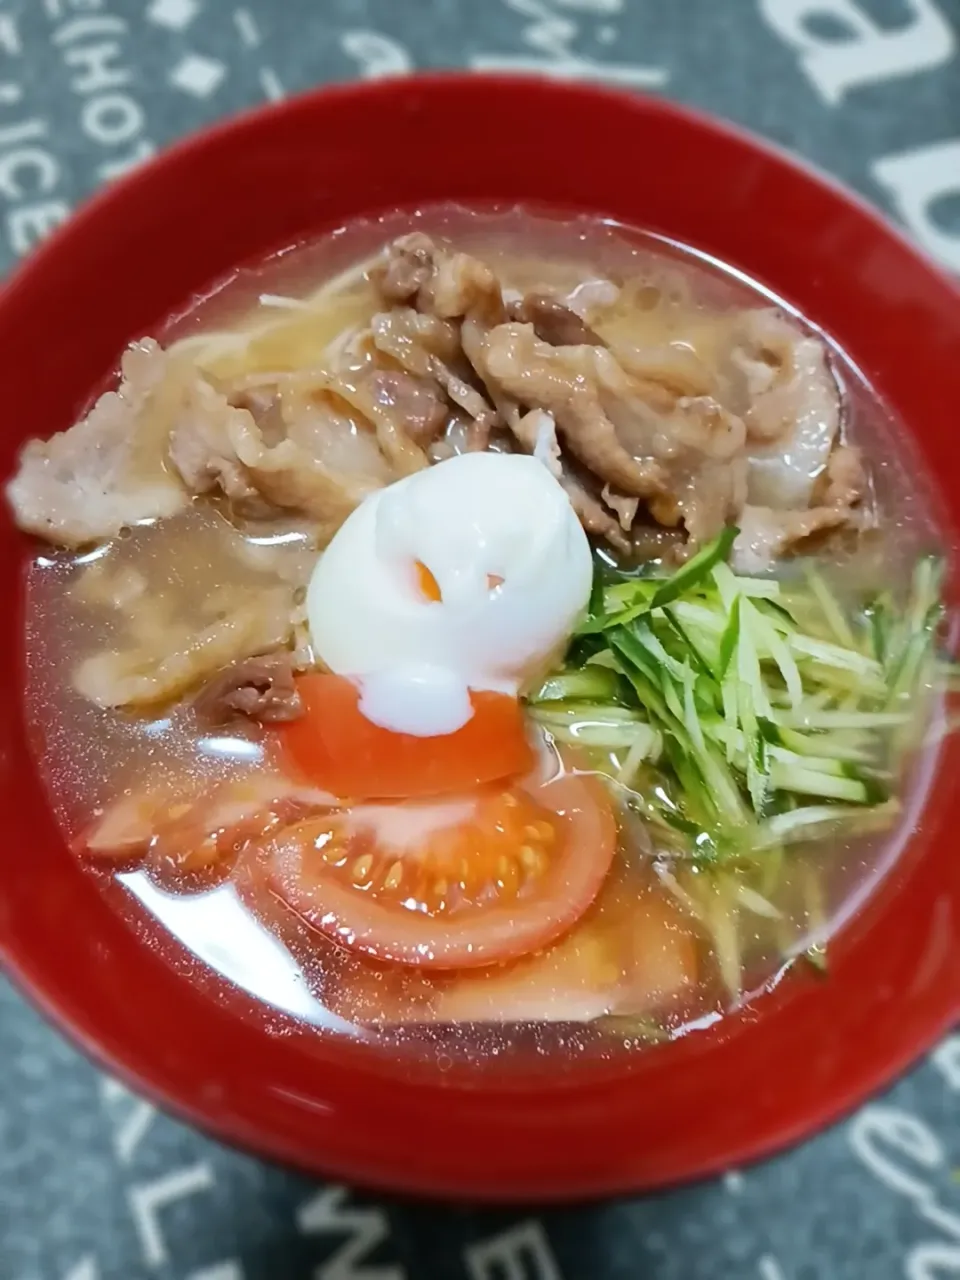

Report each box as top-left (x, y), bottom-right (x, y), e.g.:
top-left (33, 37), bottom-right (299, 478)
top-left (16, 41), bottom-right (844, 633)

top-left (264, 773), bottom-right (616, 969)
top-left (280, 673), bottom-right (534, 800)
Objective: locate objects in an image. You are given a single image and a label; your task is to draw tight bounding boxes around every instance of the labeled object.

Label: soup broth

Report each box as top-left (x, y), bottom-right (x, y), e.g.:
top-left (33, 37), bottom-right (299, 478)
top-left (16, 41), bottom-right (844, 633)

top-left (15, 207), bottom-right (950, 1067)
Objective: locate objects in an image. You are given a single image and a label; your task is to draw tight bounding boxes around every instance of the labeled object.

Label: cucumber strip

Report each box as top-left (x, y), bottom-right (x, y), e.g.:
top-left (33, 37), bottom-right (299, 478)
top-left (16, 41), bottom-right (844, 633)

top-left (648, 526), bottom-right (738, 610)
top-left (616, 729), bottom-right (664, 782)
top-left (799, 662), bottom-right (888, 701)
top-left (757, 805), bottom-right (866, 845)
top-left (528, 667), bottom-right (623, 704)
top-left (587, 554), bottom-right (607, 620)
top-left (528, 702), bottom-right (644, 724)
top-left (632, 619), bottom-right (690, 684)
top-left (747, 597), bottom-right (804, 708)
top-left (672, 600), bottom-right (727, 636)
top-left (731, 577), bottom-right (781, 600)
top-left (736, 600), bottom-right (773, 720)
top-left (605, 581), bottom-right (656, 610)
top-left (683, 668), bottom-right (707, 755)
top-left (609, 630), bottom-right (679, 730)
top-left (654, 865), bottom-right (705, 921)
top-left (704, 880), bottom-right (742, 1000)
top-left (662, 608), bottom-right (718, 680)
top-left (768, 747), bottom-right (850, 777)
top-left (789, 633), bottom-right (884, 678)
top-left (539, 722), bottom-right (652, 748)
top-left (585, 650), bottom-right (623, 672)
top-left (577, 596), bottom-right (651, 636)
top-left (776, 709), bottom-right (910, 730)
top-left (736, 882), bottom-right (783, 919)
top-left (768, 763), bottom-right (871, 803)
top-left (907, 556), bottom-right (943, 635)
top-left (758, 598), bottom-right (798, 633)
top-left (718, 595), bottom-right (741, 678)
top-left (801, 864), bottom-right (826, 937)
top-left (805, 566), bottom-right (857, 649)
top-left (774, 724), bottom-right (874, 764)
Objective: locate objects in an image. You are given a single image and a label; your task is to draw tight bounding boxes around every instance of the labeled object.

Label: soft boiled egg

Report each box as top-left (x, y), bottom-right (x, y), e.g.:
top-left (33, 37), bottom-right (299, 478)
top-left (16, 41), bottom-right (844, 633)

top-left (305, 451), bottom-right (593, 736)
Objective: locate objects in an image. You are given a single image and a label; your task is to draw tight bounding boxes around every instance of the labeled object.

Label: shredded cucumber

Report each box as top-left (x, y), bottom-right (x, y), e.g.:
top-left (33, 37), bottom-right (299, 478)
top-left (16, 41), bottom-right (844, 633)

top-left (526, 527), bottom-right (952, 867)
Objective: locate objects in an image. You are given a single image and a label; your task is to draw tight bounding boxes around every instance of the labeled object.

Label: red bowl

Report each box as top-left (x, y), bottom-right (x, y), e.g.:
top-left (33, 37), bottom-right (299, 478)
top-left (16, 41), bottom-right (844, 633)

top-left (2, 73), bottom-right (960, 1202)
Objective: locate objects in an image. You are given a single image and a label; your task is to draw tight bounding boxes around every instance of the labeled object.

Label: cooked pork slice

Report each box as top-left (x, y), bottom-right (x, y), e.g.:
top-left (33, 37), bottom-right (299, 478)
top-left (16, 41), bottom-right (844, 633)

top-left (192, 652), bottom-right (303, 725)
top-left (601, 484), bottom-right (640, 532)
top-left (474, 322), bottom-right (667, 497)
top-left (506, 293), bottom-right (602, 346)
top-left (356, 368), bottom-right (449, 448)
top-left (169, 376), bottom-right (383, 536)
top-left (318, 368), bottom-right (434, 476)
top-left (372, 232), bottom-right (502, 320)
top-left (371, 306), bottom-right (462, 370)
top-left (74, 585), bottom-right (294, 709)
top-left (732, 503), bottom-right (858, 575)
top-left (650, 457), bottom-right (748, 549)
top-left (8, 339), bottom-right (190, 546)
top-left (563, 474), bottom-right (633, 553)
top-left (615, 343), bottom-right (716, 406)
top-left (733, 309), bottom-right (841, 509)
top-left (811, 443), bottom-right (865, 509)
top-left (168, 376), bottom-right (264, 506)
top-left (371, 308), bottom-right (498, 446)
top-left (373, 232), bottom-right (435, 305)
top-left (505, 407), bottom-right (632, 553)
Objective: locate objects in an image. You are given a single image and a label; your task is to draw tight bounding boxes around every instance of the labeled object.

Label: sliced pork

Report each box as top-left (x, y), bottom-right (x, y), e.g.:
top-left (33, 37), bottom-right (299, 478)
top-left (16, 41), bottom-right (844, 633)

top-left (7, 339), bottom-right (189, 546)
top-left (193, 652), bottom-right (303, 725)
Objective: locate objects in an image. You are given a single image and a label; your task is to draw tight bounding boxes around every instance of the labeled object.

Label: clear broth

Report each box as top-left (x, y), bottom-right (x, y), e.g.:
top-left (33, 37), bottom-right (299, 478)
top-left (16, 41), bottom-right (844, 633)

top-left (23, 206), bottom-right (947, 1068)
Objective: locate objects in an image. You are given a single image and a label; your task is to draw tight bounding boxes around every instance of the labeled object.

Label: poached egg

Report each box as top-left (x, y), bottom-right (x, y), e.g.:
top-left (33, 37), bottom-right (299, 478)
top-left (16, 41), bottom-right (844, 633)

top-left (306, 451), bottom-right (592, 736)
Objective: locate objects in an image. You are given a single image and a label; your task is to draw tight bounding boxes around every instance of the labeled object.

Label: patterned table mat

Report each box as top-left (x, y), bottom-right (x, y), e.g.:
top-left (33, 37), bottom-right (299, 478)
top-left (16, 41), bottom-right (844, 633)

top-left (1, 3), bottom-right (959, 1278)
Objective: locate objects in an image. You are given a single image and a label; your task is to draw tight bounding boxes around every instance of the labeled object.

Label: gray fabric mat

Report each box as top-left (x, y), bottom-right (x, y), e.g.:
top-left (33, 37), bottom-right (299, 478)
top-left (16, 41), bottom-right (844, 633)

top-left (2, 2), bottom-right (959, 1277)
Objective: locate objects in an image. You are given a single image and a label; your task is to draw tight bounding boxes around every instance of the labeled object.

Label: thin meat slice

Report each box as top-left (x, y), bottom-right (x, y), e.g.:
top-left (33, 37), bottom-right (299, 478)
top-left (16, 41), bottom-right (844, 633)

top-left (193, 652), bottom-right (303, 726)
top-left (506, 408), bottom-right (632, 553)
top-left (475, 322), bottom-right (667, 497)
top-left (372, 232), bottom-right (503, 321)
top-left (732, 503), bottom-right (858, 575)
top-left (811, 443), bottom-right (865, 509)
top-left (615, 344), bottom-right (716, 407)
top-left (168, 375), bottom-right (264, 507)
top-left (506, 293), bottom-right (602, 346)
top-left (327, 367), bottom-right (443, 474)
top-left (372, 232), bottom-right (435, 305)
top-left (650, 457), bottom-right (748, 548)
top-left (733, 309), bottom-right (841, 509)
top-left (74, 585), bottom-right (295, 709)
top-left (470, 322), bottom-right (747, 549)
top-left (356, 368), bottom-right (448, 448)
top-left (371, 308), bottom-right (498, 447)
top-left (7, 339), bottom-right (190, 546)
top-left (169, 375), bottom-right (383, 537)
top-left (601, 484), bottom-right (640, 532)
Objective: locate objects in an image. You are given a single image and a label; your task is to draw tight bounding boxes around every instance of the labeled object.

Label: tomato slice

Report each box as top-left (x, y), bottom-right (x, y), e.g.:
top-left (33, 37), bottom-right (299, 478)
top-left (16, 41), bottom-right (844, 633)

top-left (263, 773), bottom-right (616, 969)
top-left (322, 870), bottom-right (698, 1027)
top-left (279, 673), bottom-right (534, 800)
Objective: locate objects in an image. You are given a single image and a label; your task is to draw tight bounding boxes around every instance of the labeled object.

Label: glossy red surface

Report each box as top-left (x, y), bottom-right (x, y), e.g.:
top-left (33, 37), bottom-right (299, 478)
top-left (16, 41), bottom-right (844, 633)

top-left (1, 75), bottom-right (959, 1201)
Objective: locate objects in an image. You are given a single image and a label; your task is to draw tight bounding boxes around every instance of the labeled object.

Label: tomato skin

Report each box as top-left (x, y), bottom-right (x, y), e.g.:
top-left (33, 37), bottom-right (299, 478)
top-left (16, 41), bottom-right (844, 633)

top-left (279, 673), bottom-right (534, 801)
top-left (264, 773), bottom-right (617, 970)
